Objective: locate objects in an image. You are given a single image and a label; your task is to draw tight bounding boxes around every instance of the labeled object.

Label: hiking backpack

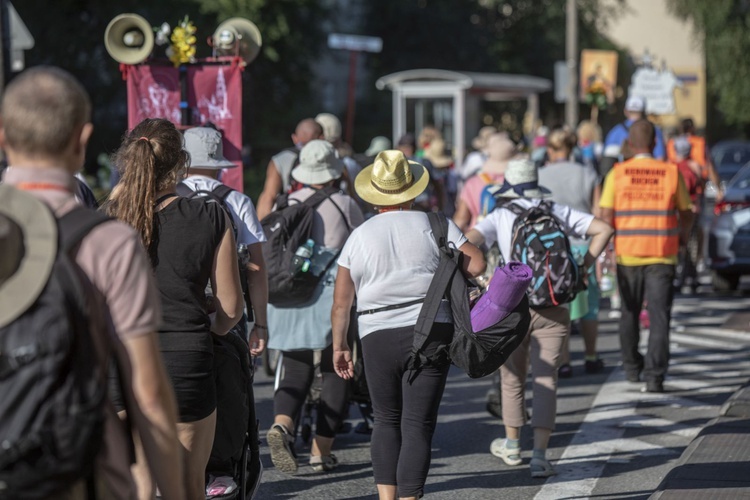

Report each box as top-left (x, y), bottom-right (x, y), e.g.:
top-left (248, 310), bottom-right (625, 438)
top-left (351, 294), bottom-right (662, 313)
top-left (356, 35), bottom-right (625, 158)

top-left (0, 204), bottom-right (111, 499)
top-left (261, 186), bottom-right (344, 306)
top-left (504, 200), bottom-right (583, 308)
top-left (477, 173), bottom-right (504, 221)
top-left (408, 212), bottom-right (531, 379)
top-left (176, 182), bottom-right (254, 320)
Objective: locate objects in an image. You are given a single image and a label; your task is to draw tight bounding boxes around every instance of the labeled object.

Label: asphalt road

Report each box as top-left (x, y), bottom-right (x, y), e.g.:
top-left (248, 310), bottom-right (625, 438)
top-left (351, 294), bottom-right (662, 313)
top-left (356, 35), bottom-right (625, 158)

top-left (250, 286), bottom-right (750, 499)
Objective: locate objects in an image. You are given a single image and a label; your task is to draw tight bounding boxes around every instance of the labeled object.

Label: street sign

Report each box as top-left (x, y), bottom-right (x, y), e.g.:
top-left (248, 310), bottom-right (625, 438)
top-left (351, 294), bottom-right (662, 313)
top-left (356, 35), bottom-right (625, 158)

top-left (554, 60), bottom-right (568, 103)
top-left (7, 1), bottom-right (35, 72)
top-left (327, 33), bottom-right (382, 53)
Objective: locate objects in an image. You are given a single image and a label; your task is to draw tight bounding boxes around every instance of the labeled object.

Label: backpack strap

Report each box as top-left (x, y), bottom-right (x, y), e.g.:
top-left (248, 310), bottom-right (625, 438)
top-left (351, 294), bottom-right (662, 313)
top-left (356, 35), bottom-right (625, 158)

top-left (175, 181), bottom-right (195, 198)
top-left (58, 207), bottom-right (112, 253)
top-left (408, 212), bottom-right (460, 379)
top-left (210, 183), bottom-right (234, 202)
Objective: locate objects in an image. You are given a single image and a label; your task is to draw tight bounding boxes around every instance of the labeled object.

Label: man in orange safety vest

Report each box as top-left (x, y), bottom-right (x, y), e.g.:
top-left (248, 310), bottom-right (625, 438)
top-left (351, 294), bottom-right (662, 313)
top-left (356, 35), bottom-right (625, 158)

top-left (600, 119), bottom-right (694, 393)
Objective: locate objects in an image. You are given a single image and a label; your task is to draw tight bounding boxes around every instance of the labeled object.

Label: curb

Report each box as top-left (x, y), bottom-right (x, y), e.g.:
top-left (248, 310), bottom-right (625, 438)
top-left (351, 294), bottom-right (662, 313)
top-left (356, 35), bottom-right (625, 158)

top-left (650, 378), bottom-right (750, 499)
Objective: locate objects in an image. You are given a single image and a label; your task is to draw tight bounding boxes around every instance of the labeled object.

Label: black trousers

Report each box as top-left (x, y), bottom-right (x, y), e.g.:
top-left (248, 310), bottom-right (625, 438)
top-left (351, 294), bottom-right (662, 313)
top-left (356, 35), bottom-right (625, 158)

top-left (616, 264), bottom-right (676, 383)
top-left (362, 324), bottom-right (453, 499)
top-left (274, 343), bottom-right (350, 439)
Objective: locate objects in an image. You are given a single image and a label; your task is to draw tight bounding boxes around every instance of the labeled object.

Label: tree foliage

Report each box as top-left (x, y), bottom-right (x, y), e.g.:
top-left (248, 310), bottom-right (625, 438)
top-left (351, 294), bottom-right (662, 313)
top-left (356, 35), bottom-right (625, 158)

top-left (668, 0), bottom-right (750, 130)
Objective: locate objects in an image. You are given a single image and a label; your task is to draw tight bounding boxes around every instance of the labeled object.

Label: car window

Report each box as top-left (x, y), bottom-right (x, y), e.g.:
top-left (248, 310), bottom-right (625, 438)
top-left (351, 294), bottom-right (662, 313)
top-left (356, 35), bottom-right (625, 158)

top-left (729, 163), bottom-right (750, 189)
top-left (715, 147), bottom-right (750, 167)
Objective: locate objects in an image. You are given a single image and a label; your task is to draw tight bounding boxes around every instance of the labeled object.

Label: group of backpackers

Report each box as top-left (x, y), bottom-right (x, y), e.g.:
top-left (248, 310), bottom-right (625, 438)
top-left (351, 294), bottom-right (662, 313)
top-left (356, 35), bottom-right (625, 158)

top-left (0, 63), bottom-right (704, 500)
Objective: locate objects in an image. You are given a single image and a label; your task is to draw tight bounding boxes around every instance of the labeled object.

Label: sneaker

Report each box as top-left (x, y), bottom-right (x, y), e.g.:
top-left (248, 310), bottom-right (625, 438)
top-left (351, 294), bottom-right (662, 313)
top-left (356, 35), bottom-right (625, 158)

top-left (490, 439), bottom-right (522, 466)
top-left (206, 475), bottom-right (237, 498)
top-left (310, 454), bottom-right (339, 472)
top-left (266, 424), bottom-right (297, 474)
top-left (558, 363), bottom-right (573, 378)
top-left (530, 457), bottom-right (557, 478)
top-left (584, 358), bottom-right (605, 374)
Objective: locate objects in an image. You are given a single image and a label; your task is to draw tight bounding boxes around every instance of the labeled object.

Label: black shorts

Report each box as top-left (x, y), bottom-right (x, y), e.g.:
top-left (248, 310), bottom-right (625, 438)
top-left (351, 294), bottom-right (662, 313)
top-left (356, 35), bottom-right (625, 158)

top-left (161, 350), bottom-right (216, 422)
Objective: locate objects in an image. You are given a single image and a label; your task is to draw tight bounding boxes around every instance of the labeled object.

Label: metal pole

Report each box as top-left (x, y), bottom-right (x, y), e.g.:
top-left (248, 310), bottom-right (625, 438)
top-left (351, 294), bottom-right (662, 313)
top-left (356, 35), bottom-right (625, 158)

top-left (345, 50), bottom-right (358, 146)
top-left (0, 0), bottom-right (6, 97)
top-left (565, 0), bottom-right (578, 129)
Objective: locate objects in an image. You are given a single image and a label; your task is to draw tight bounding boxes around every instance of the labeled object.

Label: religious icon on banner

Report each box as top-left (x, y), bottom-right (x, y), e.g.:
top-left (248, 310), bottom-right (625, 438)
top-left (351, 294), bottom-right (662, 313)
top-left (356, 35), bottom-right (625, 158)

top-left (580, 50), bottom-right (618, 109)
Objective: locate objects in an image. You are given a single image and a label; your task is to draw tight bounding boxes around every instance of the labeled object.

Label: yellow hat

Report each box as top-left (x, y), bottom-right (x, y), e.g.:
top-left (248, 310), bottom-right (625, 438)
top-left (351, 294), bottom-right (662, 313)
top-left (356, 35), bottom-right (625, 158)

top-left (354, 150), bottom-right (430, 206)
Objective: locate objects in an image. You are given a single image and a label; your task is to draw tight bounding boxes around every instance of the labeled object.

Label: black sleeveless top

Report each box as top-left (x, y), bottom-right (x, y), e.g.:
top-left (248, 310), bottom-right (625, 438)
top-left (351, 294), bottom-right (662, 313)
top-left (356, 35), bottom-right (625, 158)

top-left (152, 197), bottom-right (226, 353)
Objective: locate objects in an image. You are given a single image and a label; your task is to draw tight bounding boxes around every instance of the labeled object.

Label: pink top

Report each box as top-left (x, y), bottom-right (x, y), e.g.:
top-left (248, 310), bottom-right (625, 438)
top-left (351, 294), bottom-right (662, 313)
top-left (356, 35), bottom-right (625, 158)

top-left (460, 172), bottom-right (505, 229)
top-left (3, 167), bottom-right (162, 500)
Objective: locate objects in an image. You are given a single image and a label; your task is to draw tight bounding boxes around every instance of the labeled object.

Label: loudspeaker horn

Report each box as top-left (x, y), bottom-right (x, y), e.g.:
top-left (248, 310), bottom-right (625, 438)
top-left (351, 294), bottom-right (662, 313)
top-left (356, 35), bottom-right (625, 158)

top-left (104, 14), bottom-right (154, 65)
top-left (212, 18), bottom-right (262, 66)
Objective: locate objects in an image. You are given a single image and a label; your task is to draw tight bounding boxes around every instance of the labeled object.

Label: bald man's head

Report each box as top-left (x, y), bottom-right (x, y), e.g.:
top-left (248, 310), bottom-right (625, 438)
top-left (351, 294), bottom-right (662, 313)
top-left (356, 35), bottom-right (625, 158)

top-left (627, 119), bottom-right (656, 153)
top-left (292, 118), bottom-right (324, 147)
top-left (1, 66), bottom-right (91, 157)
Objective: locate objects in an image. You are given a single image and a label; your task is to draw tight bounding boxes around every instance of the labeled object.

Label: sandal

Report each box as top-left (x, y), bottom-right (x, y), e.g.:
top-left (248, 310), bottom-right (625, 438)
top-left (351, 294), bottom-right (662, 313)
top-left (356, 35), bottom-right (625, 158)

top-left (530, 457), bottom-right (557, 478)
top-left (310, 454), bottom-right (339, 472)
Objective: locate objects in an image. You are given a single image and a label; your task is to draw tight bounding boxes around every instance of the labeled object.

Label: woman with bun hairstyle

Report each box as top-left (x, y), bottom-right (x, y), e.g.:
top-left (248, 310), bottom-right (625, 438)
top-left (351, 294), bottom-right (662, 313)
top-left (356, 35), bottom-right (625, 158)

top-left (107, 118), bottom-right (244, 500)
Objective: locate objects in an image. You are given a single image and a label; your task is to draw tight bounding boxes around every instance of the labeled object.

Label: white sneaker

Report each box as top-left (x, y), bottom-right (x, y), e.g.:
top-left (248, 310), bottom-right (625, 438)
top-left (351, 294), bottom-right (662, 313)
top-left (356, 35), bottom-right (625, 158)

top-left (490, 438), bottom-right (522, 466)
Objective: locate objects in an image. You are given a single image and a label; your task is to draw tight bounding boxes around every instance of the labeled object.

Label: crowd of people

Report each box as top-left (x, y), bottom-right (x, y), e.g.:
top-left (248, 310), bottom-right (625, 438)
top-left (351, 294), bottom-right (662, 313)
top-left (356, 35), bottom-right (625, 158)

top-left (0, 64), bottom-right (710, 499)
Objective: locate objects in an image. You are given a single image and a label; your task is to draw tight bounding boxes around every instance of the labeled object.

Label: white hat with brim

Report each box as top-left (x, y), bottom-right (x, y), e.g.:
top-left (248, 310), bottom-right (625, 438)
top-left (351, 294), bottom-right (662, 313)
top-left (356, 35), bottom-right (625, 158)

top-left (494, 159), bottom-right (552, 199)
top-left (364, 136), bottom-right (392, 157)
top-left (291, 140), bottom-right (345, 185)
top-left (184, 127), bottom-right (237, 170)
top-left (355, 150), bottom-right (430, 206)
top-left (0, 185), bottom-right (57, 328)
top-left (625, 95), bottom-right (645, 113)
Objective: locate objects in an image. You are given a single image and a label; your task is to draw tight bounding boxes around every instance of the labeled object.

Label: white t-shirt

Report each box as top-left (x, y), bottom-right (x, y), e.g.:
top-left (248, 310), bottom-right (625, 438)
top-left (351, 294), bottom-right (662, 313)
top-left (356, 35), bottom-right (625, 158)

top-left (181, 175), bottom-right (266, 245)
top-left (473, 199), bottom-right (594, 261)
top-left (461, 151), bottom-right (486, 179)
top-left (338, 211), bottom-right (468, 338)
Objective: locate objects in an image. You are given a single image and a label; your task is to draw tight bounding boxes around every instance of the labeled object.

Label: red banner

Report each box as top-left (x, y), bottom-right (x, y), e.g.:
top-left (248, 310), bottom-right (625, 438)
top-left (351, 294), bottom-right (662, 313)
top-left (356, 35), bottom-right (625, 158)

top-left (125, 63), bottom-right (244, 191)
top-left (188, 64), bottom-right (243, 191)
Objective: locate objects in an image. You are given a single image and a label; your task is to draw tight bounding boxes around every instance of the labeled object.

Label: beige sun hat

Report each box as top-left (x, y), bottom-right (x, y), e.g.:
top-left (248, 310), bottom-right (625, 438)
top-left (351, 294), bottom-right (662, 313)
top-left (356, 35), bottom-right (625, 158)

top-left (0, 185), bottom-right (58, 328)
top-left (423, 138), bottom-right (453, 168)
top-left (494, 159), bottom-right (552, 199)
top-left (472, 126), bottom-right (498, 151)
top-left (355, 150), bottom-right (430, 206)
top-left (184, 127), bottom-right (237, 170)
top-left (291, 140), bottom-right (344, 185)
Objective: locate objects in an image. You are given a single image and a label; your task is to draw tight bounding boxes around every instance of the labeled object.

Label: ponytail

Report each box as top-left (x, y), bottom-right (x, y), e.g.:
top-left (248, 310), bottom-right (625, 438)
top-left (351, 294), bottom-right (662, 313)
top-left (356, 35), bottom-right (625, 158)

top-left (107, 118), bottom-right (188, 254)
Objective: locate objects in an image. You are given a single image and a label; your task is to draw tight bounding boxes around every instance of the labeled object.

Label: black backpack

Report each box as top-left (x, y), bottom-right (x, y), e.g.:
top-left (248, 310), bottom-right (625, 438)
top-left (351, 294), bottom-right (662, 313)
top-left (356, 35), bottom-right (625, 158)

top-left (504, 200), bottom-right (583, 309)
top-left (0, 205), bottom-right (111, 498)
top-left (261, 186), bottom-right (345, 306)
top-left (176, 182), bottom-right (254, 320)
top-left (410, 213), bottom-right (531, 379)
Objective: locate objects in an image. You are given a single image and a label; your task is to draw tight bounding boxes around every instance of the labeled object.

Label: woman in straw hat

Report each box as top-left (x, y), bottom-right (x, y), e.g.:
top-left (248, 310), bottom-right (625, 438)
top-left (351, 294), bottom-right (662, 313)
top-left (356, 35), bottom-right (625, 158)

top-left (265, 140), bottom-right (364, 476)
top-left (106, 118), bottom-right (244, 500)
top-left (331, 150), bottom-right (485, 500)
top-left (466, 159), bottom-right (613, 479)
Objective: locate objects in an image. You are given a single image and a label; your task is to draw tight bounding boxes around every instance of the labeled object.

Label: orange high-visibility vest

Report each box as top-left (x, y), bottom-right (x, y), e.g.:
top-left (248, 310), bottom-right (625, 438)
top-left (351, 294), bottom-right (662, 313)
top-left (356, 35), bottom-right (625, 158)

top-left (667, 135), bottom-right (707, 168)
top-left (613, 157), bottom-right (680, 258)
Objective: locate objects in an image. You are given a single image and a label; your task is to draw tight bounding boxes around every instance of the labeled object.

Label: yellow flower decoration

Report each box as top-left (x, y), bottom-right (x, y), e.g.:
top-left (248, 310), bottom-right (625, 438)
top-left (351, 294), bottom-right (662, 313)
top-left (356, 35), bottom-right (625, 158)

top-left (169, 16), bottom-right (197, 67)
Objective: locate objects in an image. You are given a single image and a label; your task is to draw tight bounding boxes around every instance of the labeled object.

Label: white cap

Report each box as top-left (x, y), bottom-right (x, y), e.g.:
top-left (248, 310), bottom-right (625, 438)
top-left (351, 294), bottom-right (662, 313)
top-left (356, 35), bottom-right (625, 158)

top-left (625, 95), bottom-right (645, 113)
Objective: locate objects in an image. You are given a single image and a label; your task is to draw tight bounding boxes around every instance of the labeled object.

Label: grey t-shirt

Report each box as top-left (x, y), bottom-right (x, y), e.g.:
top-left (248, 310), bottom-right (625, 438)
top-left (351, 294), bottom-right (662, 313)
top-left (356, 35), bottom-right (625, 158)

top-left (538, 161), bottom-right (599, 246)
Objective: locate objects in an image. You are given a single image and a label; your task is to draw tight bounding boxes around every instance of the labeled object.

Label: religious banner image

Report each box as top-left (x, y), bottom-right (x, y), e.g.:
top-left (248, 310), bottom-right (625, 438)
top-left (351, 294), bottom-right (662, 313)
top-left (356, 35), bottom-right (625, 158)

top-left (125, 65), bottom-right (181, 129)
top-left (580, 49), bottom-right (618, 106)
top-left (189, 64), bottom-right (244, 191)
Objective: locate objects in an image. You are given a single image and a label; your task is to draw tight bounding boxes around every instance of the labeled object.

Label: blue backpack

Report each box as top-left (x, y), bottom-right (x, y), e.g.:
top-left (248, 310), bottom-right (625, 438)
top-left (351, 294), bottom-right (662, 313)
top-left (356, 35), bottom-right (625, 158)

top-left (477, 173), bottom-right (503, 221)
top-left (503, 200), bottom-right (583, 308)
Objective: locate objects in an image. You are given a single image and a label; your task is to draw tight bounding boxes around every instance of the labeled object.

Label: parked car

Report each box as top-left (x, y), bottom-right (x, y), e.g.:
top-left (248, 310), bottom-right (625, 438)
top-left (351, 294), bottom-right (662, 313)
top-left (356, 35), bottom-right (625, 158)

top-left (707, 161), bottom-right (750, 290)
top-left (705, 140), bottom-right (750, 199)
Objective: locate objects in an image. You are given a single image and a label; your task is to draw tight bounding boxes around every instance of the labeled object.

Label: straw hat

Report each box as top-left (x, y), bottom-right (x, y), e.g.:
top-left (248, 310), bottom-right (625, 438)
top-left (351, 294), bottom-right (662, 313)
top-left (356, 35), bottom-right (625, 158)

top-left (0, 185), bottom-right (58, 328)
top-left (291, 140), bottom-right (344, 185)
top-left (423, 138), bottom-right (453, 168)
top-left (355, 150), bottom-right (430, 206)
top-left (494, 159), bottom-right (551, 199)
top-left (472, 126), bottom-right (498, 151)
top-left (184, 127), bottom-right (237, 170)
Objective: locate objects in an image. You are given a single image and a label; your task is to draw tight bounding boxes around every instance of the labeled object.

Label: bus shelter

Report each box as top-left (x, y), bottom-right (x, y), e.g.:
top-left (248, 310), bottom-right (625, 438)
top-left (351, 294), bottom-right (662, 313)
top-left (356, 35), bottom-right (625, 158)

top-left (376, 69), bottom-right (552, 162)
